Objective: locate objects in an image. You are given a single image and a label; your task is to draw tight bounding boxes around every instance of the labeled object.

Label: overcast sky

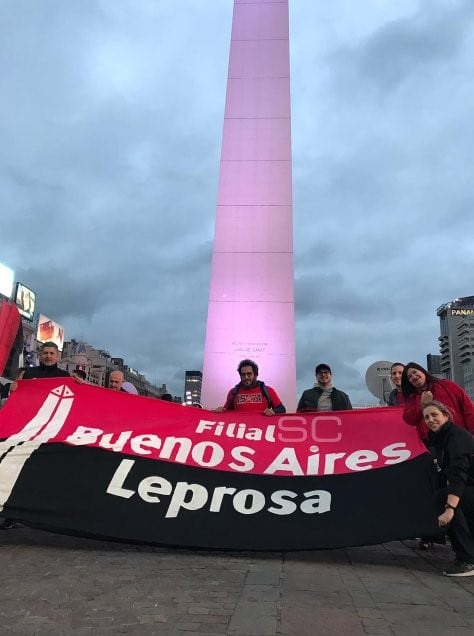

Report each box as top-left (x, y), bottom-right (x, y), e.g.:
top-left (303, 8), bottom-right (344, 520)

top-left (1, 0), bottom-right (473, 405)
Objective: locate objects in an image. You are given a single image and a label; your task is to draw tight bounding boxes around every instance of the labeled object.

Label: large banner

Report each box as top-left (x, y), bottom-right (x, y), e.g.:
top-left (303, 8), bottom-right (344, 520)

top-left (0, 298), bottom-right (22, 377)
top-left (0, 379), bottom-right (439, 550)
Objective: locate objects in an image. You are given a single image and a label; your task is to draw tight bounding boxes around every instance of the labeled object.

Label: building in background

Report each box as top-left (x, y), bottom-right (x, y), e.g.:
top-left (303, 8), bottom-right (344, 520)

top-left (184, 370), bottom-right (202, 406)
top-left (437, 296), bottom-right (474, 398)
top-left (61, 340), bottom-right (167, 398)
top-left (0, 261), bottom-right (168, 393)
top-left (426, 353), bottom-right (443, 378)
top-left (62, 340), bottom-right (110, 386)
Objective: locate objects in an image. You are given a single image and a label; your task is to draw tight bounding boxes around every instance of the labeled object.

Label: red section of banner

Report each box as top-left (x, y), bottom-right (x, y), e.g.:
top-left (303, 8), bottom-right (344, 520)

top-left (0, 379), bottom-right (428, 477)
top-left (0, 299), bottom-right (21, 376)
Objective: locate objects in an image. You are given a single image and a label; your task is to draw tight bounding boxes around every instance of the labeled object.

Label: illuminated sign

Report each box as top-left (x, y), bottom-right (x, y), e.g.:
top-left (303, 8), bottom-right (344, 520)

top-left (37, 314), bottom-right (65, 351)
top-left (0, 262), bottom-right (14, 298)
top-left (15, 282), bottom-right (36, 321)
top-left (451, 309), bottom-right (474, 316)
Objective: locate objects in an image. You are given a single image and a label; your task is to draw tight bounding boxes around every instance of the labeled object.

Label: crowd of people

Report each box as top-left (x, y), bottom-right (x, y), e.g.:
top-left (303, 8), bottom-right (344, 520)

top-left (0, 343), bottom-right (156, 402)
top-left (1, 349), bottom-right (473, 577)
top-left (214, 359), bottom-right (352, 415)
top-left (213, 358), bottom-right (474, 578)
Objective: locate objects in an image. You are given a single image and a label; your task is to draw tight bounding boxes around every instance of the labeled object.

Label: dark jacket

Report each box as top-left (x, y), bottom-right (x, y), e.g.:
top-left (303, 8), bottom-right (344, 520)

top-left (0, 382), bottom-right (11, 399)
top-left (297, 386), bottom-right (352, 412)
top-left (428, 422), bottom-right (474, 499)
top-left (22, 364), bottom-right (70, 380)
top-left (387, 388), bottom-right (404, 406)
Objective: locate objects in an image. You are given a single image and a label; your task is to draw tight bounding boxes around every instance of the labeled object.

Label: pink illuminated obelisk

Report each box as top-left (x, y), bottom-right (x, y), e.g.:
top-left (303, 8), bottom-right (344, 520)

top-left (201, 0), bottom-right (296, 411)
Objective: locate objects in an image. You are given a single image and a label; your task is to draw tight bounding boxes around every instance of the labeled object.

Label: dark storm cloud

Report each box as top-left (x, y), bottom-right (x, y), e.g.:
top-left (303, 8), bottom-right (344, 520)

top-left (2, 1), bottom-right (474, 403)
top-left (346, 1), bottom-right (474, 93)
top-left (295, 268), bottom-right (391, 320)
top-left (15, 267), bottom-right (112, 319)
top-left (0, 0), bottom-right (229, 396)
top-left (291, 1), bottom-right (474, 404)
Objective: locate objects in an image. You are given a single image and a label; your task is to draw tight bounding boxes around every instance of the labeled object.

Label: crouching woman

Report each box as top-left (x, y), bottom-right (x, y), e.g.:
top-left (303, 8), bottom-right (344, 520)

top-left (422, 400), bottom-right (474, 577)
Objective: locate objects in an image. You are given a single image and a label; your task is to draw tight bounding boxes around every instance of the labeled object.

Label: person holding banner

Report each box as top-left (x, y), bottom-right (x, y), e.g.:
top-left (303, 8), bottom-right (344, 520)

top-left (297, 364), bottom-right (352, 412)
top-left (23, 342), bottom-right (70, 380)
top-left (1, 344), bottom-right (72, 529)
top-left (108, 370), bottom-right (126, 392)
top-left (422, 401), bottom-right (474, 577)
top-left (8, 342), bottom-right (70, 394)
top-left (402, 362), bottom-right (474, 439)
top-left (386, 362), bottom-right (405, 406)
top-left (215, 359), bottom-right (286, 415)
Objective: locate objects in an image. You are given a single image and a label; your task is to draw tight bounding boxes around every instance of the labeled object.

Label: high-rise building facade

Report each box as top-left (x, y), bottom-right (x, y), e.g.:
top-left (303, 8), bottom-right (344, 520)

top-left (201, 0), bottom-right (296, 410)
top-left (437, 296), bottom-right (474, 398)
top-left (426, 353), bottom-right (442, 378)
top-left (184, 370), bottom-right (202, 406)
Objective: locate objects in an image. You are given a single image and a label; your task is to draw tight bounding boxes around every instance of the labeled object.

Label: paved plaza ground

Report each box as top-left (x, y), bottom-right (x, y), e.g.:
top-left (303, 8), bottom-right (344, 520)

top-left (0, 526), bottom-right (473, 635)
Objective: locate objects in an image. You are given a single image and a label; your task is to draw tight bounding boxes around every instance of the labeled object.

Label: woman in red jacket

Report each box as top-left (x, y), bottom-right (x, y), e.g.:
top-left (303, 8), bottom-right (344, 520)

top-left (402, 362), bottom-right (474, 440)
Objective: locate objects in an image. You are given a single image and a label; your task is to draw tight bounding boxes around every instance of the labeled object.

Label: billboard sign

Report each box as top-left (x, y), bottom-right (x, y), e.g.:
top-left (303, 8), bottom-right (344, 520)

top-left (0, 262), bottom-right (14, 299)
top-left (14, 283), bottom-right (36, 321)
top-left (37, 314), bottom-right (65, 351)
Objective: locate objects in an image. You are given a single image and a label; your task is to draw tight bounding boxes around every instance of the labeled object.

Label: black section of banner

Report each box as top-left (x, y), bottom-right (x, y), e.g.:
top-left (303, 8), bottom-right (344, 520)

top-left (2, 444), bottom-right (439, 550)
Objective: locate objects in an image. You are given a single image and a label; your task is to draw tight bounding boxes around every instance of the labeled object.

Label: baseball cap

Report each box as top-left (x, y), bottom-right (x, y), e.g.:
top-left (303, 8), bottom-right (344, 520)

top-left (315, 364), bottom-right (332, 374)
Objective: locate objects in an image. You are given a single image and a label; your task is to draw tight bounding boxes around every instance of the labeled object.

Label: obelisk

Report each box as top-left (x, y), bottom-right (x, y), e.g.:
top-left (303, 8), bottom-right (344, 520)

top-left (201, 0), bottom-right (296, 411)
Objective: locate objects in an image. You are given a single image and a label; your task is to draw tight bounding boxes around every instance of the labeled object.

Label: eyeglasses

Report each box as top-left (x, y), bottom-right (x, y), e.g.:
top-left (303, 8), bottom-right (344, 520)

top-left (240, 372), bottom-right (254, 377)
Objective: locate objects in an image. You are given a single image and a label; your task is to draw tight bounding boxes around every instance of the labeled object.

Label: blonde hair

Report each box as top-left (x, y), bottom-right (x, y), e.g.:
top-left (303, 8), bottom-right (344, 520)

top-left (422, 400), bottom-right (453, 421)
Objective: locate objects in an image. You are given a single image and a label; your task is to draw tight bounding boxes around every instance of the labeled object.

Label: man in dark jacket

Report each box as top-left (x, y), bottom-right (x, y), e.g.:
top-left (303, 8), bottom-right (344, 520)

top-left (1, 341), bottom-right (70, 529)
top-left (386, 362), bottom-right (405, 406)
top-left (8, 342), bottom-right (70, 394)
top-left (22, 341), bottom-right (70, 380)
top-left (297, 363), bottom-right (352, 412)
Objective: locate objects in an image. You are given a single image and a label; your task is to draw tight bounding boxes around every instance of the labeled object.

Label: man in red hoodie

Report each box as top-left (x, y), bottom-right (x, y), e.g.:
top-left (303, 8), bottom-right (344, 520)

top-left (215, 359), bottom-right (285, 416)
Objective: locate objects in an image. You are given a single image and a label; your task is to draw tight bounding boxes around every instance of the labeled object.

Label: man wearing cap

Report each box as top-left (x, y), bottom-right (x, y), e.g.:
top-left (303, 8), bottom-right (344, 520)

top-left (297, 364), bottom-right (352, 412)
